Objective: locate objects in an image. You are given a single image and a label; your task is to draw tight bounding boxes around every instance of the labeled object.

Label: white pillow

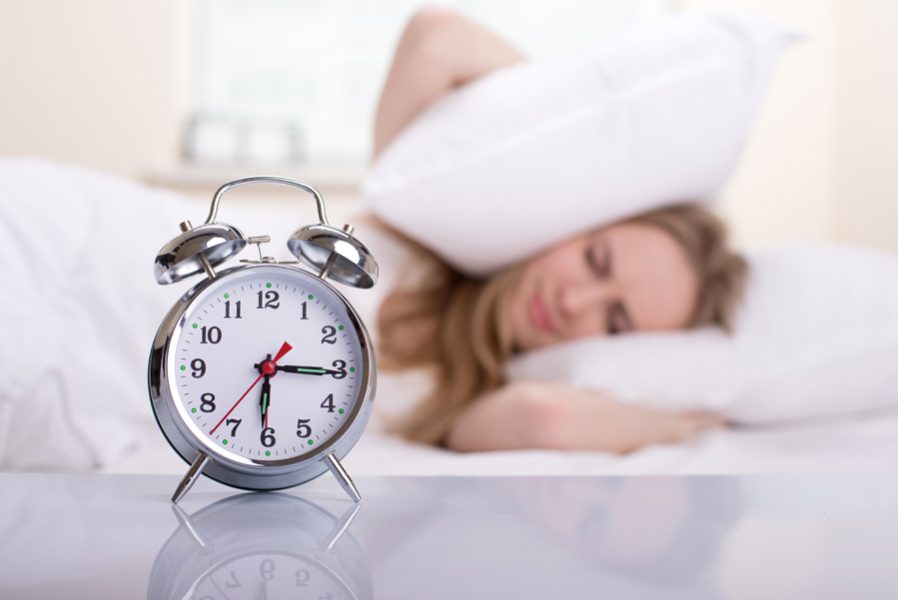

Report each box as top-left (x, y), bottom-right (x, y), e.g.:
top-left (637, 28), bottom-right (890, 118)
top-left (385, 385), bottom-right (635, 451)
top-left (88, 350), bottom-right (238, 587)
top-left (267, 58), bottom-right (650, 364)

top-left (362, 11), bottom-right (799, 276)
top-left (506, 246), bottom-right (898, 424)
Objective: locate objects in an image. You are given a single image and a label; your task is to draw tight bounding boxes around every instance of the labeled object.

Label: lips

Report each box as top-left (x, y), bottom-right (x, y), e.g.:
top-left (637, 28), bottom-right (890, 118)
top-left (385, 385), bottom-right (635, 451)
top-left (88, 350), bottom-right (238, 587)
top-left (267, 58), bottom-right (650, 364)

top-left (530, 291), bottom-right (553, 333)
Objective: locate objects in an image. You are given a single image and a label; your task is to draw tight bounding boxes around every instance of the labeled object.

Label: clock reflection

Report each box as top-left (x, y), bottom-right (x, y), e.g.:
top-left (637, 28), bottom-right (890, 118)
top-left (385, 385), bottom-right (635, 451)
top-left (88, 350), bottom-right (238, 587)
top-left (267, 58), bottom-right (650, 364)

top-left (148, 493), bottom-right (371, 600)
top-left (345, 477), bottom-right (742, 599)
top-left (490, 477), bottom-right (743, 588)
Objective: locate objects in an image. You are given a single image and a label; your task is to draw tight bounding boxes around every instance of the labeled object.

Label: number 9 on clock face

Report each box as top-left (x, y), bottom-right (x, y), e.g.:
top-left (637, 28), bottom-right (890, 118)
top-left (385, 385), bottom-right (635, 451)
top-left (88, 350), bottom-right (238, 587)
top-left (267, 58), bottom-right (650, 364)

top-left (153, 264), bottom-right (372, 473)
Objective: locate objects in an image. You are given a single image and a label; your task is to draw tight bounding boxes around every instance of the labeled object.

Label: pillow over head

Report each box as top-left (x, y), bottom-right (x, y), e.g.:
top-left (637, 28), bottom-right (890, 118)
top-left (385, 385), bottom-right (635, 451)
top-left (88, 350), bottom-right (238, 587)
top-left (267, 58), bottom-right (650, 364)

top-left (362, 11), bottom-right (798, 276)
top-left (507, 245), bottom-right (898, 424)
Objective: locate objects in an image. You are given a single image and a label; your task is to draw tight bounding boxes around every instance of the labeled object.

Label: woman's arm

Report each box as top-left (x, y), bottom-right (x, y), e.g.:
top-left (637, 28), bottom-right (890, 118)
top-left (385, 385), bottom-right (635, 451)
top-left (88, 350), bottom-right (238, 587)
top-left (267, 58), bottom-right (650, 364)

top-left (373, 6), bottom-right (526, 158)
top-left (445, 380), bottom-right (725, 453)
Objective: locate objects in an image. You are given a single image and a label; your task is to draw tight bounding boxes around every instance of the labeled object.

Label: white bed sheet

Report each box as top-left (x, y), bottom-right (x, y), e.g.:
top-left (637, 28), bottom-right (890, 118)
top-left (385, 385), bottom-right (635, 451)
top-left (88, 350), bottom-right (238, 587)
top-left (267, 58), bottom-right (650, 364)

top-left (104, 407), bottom-right (898, 477)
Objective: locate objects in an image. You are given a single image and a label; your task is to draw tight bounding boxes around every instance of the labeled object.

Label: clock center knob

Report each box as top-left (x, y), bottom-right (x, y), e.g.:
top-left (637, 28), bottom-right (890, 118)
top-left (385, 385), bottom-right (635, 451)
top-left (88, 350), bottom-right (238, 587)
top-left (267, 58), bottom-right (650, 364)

top-left (259, 360), bottom-right (277, 377)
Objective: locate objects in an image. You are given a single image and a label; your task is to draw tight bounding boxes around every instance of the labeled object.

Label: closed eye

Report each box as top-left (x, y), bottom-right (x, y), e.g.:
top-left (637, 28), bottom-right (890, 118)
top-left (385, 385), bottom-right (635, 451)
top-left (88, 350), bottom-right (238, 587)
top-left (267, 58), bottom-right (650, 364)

top-left (585, 238), bottom-right (610, 278)
top-left (608, 303), bottom-right (634, 336)
top-left (588, 235), bottom-right (635, 335)
top-left (605, 239), bottom-right (635, 334)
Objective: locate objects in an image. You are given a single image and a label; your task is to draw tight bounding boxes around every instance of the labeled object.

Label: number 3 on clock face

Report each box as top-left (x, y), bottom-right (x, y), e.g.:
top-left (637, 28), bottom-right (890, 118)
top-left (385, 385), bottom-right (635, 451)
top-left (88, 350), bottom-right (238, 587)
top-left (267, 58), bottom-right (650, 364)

top-left (154, 264), bottom-right (373, 474)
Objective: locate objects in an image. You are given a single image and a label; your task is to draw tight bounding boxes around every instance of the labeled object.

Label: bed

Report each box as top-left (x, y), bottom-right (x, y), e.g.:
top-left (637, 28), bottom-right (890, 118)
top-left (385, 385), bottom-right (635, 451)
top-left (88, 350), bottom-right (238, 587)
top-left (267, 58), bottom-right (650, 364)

top-left (105, 393), bottom-right (898, 478)
top-left (2, 159), bottom-right (897, 480)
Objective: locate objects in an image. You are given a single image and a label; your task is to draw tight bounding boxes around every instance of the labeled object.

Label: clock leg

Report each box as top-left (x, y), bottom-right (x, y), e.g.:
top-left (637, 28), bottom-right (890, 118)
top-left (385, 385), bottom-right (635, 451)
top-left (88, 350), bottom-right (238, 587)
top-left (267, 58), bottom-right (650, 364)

top-left (170, 503), bottom-right (210, 550)
top-left (171, 452), bottom-right (210, 504)
top-left (323, 452), bottom-right (361, 502)
top-left (319, 502), bottom-right (362, 553)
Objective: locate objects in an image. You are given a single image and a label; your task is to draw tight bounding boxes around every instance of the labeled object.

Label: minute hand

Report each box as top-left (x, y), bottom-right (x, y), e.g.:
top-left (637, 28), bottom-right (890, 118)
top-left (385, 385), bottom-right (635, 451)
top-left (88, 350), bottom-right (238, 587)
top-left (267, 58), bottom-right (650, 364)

top-left (276, 365), bottom-right (341, 376)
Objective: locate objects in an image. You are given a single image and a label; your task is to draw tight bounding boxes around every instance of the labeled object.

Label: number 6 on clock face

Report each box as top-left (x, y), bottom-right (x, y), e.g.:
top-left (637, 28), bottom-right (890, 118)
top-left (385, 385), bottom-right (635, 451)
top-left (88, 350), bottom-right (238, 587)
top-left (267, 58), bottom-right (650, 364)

top-left (149, 264), bottom-right (375, 494)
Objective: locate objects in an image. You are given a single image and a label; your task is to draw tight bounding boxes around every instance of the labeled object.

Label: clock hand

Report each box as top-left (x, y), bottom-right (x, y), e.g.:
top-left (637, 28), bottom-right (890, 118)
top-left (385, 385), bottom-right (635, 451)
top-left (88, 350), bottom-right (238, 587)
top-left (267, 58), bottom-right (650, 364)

top-left (258, 352), bottom-right (273, 428)
top-left (260, 374), bottom-right (271, 429)
top-left (210, 341), bottom-right (292, 435)
top-left (274, 364), bottom-right (342, 376)
top-left (271, 341), bottom-right (294, 363)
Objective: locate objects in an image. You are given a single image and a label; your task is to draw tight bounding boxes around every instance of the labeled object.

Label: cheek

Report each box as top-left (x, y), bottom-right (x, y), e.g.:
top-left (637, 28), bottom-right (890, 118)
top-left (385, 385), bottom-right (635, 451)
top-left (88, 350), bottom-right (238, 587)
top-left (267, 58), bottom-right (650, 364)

top-left (569, 314), bottom-right (606, 339)
top-left (506, 267), bottom-right (537, 339)
top-left (518, 256), bottom-right (555, 301)
top-left (532, 247), bottom-right (583, 282)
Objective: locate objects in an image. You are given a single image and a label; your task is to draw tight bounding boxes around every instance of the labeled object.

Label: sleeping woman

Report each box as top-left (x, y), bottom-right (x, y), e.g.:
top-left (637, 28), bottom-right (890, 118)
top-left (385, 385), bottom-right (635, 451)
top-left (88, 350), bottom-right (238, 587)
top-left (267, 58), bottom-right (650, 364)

top-left (366, 7), bottom-right (748, 453)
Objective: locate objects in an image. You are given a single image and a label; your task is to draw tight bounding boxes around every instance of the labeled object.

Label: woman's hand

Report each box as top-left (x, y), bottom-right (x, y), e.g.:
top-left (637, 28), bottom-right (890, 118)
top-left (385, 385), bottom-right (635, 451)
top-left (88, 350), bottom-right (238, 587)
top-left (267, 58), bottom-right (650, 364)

top-left (446, 380), bottom-right (726, 453)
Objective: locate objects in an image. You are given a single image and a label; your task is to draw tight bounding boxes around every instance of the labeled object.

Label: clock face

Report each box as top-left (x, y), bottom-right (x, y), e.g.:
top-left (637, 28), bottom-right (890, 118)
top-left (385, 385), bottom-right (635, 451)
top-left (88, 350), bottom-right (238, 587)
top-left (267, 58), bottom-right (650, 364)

top-left (164, 265), bottom-right (369, 465)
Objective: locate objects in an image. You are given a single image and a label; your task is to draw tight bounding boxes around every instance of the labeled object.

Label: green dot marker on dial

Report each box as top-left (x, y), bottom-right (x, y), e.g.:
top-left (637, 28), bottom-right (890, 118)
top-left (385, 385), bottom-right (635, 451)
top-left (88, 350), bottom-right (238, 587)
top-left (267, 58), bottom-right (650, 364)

top-left (266, 282), bottom-right (272, 288)
top-left (338, 325), bottom-right (345, 331)
top-left (223, 293), bottom-right (229, 299)
top-left (191, 408), bottom-right (197, 414)
top-left (307, 439), bottom-right (314, 445)
top-left (308, 294), bottom-right (314, 300)
top-left (338, 408), bottom-right (345, 414)
top-left (192, 323), bottom-right (198, 329)
top-left (265, 451), bottom-right (271, 457)
top-left (222, 439), bottom-right (228, 445)
top-left (180, 365), bottom-right (186, 371)
top-left (349, 367), bottom-right (356, 373)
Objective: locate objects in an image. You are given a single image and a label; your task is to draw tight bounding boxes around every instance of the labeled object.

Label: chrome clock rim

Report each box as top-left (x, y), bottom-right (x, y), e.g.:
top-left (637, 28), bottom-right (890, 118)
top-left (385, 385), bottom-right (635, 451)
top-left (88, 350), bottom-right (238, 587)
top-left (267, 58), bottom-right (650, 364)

top-left (148, 263), bottom-right (376, 491)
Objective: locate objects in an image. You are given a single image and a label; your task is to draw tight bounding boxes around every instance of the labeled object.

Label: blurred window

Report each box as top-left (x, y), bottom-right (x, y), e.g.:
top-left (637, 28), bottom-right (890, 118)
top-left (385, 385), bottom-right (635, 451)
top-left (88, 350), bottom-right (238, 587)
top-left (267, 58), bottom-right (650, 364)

top-left (186, 0), bottom-right (673, 166)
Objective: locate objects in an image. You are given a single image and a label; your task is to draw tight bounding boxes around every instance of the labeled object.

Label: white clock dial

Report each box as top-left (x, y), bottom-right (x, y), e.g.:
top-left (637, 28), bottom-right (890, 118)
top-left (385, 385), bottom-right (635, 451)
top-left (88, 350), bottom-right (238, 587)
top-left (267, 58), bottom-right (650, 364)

top-left (166, 265), bottom-right (367, 464)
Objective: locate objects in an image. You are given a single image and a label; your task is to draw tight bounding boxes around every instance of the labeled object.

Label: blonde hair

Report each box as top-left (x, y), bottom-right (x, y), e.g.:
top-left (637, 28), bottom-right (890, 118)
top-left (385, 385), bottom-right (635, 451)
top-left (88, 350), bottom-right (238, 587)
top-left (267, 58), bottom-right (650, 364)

top-left (377, 204), bottom-right (747, 445)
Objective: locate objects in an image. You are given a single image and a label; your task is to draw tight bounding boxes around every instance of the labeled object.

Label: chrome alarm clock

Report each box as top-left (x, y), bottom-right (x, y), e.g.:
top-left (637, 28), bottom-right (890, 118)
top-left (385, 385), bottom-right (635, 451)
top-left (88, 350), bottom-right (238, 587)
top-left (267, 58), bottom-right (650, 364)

top-left (148, 177), bottom-right (378, 503)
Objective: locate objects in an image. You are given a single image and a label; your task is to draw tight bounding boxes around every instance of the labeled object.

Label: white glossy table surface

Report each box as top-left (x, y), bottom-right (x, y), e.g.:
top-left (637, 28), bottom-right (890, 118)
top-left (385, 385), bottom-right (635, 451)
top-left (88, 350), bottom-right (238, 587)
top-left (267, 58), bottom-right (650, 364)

top-left (1, 473), bottom-right (897, 599)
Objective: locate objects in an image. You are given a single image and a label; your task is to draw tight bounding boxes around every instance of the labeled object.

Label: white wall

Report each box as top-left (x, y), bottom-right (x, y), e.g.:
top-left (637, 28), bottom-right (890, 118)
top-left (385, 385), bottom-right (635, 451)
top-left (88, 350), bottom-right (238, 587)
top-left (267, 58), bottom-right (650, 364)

top-left (832, 0), bottom-right (898, 252)
top-left (679, 0), bottom-right (841, 248)
top-left (0, 0), bottom-right (184, 179)
top-left (680, 0), bottom-right (897, 253)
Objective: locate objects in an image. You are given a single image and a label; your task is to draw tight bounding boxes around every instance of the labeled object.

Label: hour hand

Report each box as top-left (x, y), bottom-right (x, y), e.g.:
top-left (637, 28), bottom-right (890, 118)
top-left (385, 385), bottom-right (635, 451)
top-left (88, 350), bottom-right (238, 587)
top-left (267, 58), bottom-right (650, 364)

top-left (276, 364), bottom-right (339, 376)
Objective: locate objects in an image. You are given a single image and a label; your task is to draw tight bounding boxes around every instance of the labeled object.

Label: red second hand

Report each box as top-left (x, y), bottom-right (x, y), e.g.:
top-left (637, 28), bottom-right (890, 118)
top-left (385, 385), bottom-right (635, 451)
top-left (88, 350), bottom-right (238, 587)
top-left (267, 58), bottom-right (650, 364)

top-left (210, 341), bottom-right (293, 435)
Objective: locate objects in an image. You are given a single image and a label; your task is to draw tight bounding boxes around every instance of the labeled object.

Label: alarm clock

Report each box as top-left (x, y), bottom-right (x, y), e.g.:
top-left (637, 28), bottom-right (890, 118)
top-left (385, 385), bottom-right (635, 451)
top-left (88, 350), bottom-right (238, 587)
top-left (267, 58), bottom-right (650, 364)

top-left (148, 177), bottom-right (378, 503)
